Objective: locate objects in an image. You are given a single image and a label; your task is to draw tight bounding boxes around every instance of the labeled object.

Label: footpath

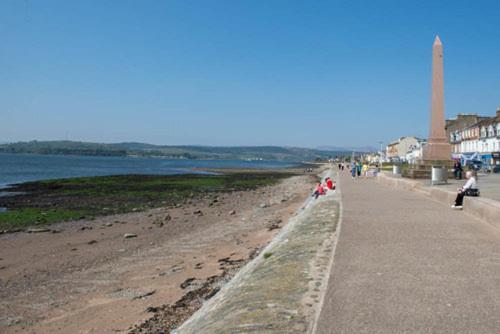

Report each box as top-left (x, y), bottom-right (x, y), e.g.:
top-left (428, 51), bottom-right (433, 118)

top-left (316, 172), bottom-right (500, 333)
top-left (175, 169), bottom-right (340, 333)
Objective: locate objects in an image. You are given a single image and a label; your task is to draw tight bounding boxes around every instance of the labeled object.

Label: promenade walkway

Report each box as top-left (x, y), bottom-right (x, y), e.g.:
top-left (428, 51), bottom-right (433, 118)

top-left (316, 172), bottom-right (500, 333)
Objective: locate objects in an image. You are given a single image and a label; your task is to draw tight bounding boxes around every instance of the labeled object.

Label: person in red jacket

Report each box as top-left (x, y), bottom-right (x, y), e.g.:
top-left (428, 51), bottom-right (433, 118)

top-left (326, 177), bottom-right (333, 190)
top-left (313, 182), bottom-right (325, 199)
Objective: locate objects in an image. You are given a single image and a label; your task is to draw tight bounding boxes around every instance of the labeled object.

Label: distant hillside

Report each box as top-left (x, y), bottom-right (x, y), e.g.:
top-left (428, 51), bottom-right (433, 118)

top-left (316, 145), bottom-right (378, 153)
top-left (0, 140), bottom-right (352, 161)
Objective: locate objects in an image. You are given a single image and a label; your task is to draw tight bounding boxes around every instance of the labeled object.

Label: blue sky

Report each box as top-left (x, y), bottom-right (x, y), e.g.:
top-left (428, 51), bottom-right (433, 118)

top-left (1, 0), bottom-right (499, 148)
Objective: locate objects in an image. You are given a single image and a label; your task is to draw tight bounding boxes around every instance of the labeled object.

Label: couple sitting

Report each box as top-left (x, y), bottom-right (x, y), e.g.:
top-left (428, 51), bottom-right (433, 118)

top-left (313, 177), bottom-right (336, 199)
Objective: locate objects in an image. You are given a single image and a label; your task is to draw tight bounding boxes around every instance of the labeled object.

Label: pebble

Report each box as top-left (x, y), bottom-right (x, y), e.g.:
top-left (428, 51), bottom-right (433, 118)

top-left (229, 210), bottom-right (236, 215)
top-left (146, 306), bottom-right (159, 313)
top-left (124, 233), bottom-right (138, 239)
top-left (132, 290), bottom-right (156, 300)
top-left (27, 228), bottom-right (51, 233)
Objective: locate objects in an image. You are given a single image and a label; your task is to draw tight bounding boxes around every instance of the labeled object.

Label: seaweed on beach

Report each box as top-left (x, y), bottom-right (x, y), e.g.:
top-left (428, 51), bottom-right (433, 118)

top-left (0, 172), bottom-right (294, 230)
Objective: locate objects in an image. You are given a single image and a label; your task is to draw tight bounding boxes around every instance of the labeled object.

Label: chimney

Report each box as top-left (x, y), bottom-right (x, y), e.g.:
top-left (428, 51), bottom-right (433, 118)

top-left (497, 108), bottom-right (500, 117)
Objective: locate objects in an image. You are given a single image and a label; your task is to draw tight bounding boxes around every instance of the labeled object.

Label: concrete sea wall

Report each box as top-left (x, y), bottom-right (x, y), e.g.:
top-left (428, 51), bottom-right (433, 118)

top-left (174, 170), bottom-right (341, 334)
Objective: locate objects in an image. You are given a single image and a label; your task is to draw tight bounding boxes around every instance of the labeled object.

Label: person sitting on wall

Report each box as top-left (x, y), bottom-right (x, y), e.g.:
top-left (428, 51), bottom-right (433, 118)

top-left (313, 182), bottom-right (325, 199)
top-left (452, 170), bottom-right (479, 210)
top-left (326, 177), bottom-right (334, 190)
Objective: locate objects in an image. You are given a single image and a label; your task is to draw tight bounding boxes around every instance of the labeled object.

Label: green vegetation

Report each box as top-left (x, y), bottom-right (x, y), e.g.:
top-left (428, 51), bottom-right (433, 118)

top-left (263, 252), bottom-right (273, 259)
top-left (379, 162), bottom-right (411, 172)
top-left (0, 208), bottom-right (86, 230)
top-left (0, 140), bottom-right (127, 157)
top-left (0, 140), bottom-right (349, 161)
top-left (0, 173), bottom-right (290, 230)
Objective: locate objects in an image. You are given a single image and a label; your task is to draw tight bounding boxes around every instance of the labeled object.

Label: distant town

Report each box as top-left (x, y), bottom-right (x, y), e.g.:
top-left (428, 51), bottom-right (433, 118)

top-left (367, 108), bottom-right (500, 171)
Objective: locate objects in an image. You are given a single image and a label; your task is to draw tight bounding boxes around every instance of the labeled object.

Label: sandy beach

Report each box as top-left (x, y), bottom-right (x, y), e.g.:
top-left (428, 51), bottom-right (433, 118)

top-left (0, 168), bottom-right (320, 333)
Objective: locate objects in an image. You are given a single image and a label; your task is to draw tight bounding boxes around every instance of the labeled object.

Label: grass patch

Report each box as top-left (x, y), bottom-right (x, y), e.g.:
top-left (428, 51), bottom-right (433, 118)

top-left (263, 252), bottom-right (273, 259)
top-left (0, 208), bottom-right (86, 230)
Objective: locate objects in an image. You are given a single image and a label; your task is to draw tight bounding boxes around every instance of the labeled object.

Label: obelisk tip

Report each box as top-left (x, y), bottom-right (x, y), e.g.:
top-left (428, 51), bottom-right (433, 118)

top-left (434, 35), bottom-right (442, 45)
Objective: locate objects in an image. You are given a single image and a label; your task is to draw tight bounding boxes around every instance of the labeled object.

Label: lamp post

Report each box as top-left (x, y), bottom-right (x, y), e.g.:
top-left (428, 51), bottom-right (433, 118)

top-left (378, 141), bottom-right (384, 163)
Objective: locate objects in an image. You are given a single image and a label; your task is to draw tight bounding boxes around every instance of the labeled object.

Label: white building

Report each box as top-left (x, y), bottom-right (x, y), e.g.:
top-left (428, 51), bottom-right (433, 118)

top-left (386, 136), bottom-right (424, 162)
top-left (405, 140), bottom-right (427, 164)
top-left (447, 109), bottom-right (500, 166)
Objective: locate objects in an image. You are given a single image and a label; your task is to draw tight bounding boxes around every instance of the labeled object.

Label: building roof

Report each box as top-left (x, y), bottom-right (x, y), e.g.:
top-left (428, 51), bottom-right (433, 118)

top-left (447, 109), bottom-right (499, 132)
top-left (387, 136), bottom-right (425, 146)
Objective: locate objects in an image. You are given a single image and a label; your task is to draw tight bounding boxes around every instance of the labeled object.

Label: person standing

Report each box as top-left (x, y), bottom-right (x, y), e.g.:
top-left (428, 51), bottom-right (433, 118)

top-left (453, 160), bottom-right (463, 180)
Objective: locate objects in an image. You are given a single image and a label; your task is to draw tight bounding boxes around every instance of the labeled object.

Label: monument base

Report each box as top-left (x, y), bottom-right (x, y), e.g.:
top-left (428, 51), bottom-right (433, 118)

top-left (402, 159), bottom-right (455, 179)
top-left (422, 142), bottom-right (452, 161)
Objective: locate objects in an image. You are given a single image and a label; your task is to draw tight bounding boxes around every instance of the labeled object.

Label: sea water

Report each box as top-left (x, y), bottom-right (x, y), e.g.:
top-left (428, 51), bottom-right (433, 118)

top-left (0, 153), bottom-right (297, 187)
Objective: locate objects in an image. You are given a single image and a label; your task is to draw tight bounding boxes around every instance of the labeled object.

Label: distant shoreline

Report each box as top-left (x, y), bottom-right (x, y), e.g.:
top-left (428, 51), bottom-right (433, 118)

top-left (0, 140), bottom-right (353, 161)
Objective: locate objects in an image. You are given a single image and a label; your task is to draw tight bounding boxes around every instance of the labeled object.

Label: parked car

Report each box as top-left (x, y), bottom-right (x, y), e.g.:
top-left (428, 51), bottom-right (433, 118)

top-left (465, 160), bottom-right (483, 171)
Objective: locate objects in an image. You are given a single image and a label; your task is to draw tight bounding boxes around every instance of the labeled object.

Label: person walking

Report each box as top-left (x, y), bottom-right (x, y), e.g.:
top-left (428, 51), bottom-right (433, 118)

top-left (356, 162), bottom-right (362, 177)
top-left (452, 170), bottom-right (479, 209)
top-left (350, 161), bottom-right (356, 179)
top-left (362, 163), bottom-right (369, 178)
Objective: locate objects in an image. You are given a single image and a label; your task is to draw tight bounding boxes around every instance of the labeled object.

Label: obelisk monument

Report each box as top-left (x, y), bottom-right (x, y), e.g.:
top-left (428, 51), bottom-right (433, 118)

top-left (423, 36), bottom-right (451, 160)
top-left (403, 36), bottom-right (452, 178)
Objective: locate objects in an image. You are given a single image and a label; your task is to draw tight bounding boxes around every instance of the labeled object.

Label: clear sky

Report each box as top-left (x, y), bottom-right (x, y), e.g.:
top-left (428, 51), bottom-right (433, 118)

top-left (1, 0), bottom-right (499, 148)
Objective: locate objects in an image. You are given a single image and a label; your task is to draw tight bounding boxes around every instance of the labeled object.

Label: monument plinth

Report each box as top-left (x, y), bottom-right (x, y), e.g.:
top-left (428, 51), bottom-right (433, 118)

top-left (404, 36), bottom-right (453, 179)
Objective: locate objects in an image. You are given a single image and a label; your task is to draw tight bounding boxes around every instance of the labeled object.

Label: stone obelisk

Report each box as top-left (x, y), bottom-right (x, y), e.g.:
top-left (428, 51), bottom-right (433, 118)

top-left (403, 36), bottom-right (452, 178)
top-left (423, 36), bottom-right (451, 160)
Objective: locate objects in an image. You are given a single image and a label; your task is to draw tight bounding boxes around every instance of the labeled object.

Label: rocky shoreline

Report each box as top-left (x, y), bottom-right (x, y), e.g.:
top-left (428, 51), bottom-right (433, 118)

top-left (129, 248), bottom-right (261, 334)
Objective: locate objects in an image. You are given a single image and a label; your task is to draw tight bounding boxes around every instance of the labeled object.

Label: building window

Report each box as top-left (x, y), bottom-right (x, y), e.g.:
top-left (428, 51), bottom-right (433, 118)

top-left (488, 125), bottom-right (494, 137)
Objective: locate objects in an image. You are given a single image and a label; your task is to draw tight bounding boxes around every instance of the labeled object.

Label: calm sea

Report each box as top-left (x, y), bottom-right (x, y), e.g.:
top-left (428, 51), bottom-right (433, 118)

top-left (0, 153), bottom-right (298, 188)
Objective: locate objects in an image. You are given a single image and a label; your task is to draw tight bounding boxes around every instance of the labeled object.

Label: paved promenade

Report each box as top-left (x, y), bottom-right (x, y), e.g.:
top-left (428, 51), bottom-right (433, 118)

top-left (316, 172), bottom-right (500, 334)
